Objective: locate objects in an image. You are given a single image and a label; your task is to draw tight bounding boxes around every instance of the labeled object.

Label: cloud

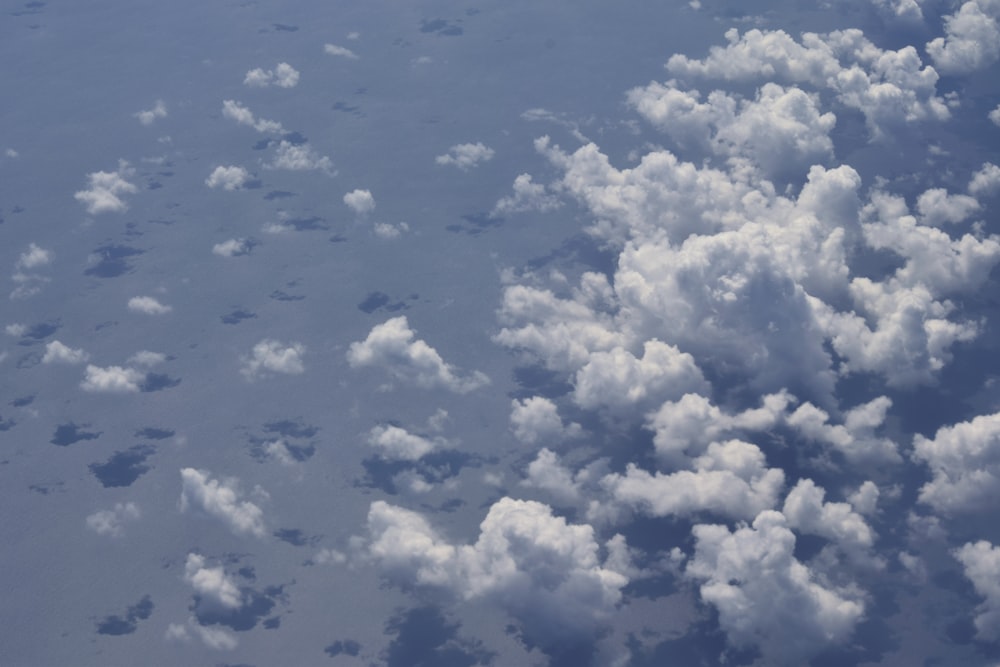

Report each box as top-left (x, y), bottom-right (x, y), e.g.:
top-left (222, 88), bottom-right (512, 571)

top-left (367, 424), bottom-right (448, 461)
top-left (969, 162), bottom-right (1000, 197)
top-left (991, 104), bottom-right (1000, 126)
top-left (522, 448), bottom-right (588, 506)
top-left (127, 296), bottom-right (172, 315)
top-left (74, 160), bottom-right (137, 214)
top-left (184, 553), bottom-right (243, 609)
top-left (80, 365), bottom-right (145, 393)
top-left (364, 497), bottom-right (629, 647)
top-left (212, 238), bottom-right (254, 257)
top-left (509, 396), bottom-right (581, 445)
top-left (435, 142), bottom-right (495, 170)
top-left (915, 187), bottom-right (980, 226)
top-left (269, 140), bottom-right (332, 172)
top-left (926, 1), bottom-right (1000, 74)
top-left (871, 0), bottom-right (924, 21)
top-left (244, 62), bottom-right (299, 88)
top-left (134, 100), bottom-right (167, 125)
top-left (85, 502), bottom-right (141, 537)
top-left (912, 411), bottom-right (1000, 513)
top-left (240, 339), bottom-right (305, 380)
top-left (205, 165), bottom-right (250, 190)
top-left (165, 618), bottom-right (239, 650)
top-left (16, 243), bottom-right (51, 270)
top-left (954, 540), bottom-right (1000, 640)
top-left (42, 340), bottom-right (89, 364)
top-left (785, 396), bottom-right (901, 463)
top-left (686, 510), bottom-right (865, 662)
top-left (492, 173), bottom-right (562, 216)
top-left (128, 350), bottom-right (167, 367)
top-left (178, 468), bottom-right (267, 537)
top-left (373, 222), bottom-right (409, 239)
top-left (343, 189), bottom-right (375, 215)
top-left (324, 43), bottom-right (359, 59)
top-left (347, 316), bottom-right (489, 393)
top-left (782, 478), bottom-right (878, 560)
top-left (221, 99), bottom-right (283, 134)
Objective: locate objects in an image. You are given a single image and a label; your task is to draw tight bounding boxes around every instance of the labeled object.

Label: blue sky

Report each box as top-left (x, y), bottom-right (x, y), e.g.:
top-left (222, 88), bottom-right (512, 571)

top-left (3, 1), bottom-right (1000, 665)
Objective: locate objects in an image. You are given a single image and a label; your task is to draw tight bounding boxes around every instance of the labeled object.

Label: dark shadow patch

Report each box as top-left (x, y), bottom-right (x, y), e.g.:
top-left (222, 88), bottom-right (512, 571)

top-left (140, 373), bottom-right (180, 393)
top-left (135, 427), bottom-right (174, 440)
top-left (29, 481), bottom-right (64, 494)
top-left (243, 179), bottom-right (263, 190)
top-left (269, 290), bottom-right (305, 302)
top-left (96, 595), bottom-right (153, 636)
top-left (526, 233), bottom-right (618, 276)
top-left (20, 320), bottom-right (60, 342)
top-left (325, 638), bottom-right (361, 657)
top-left (382, 607), bottom-right (493, 667)
top-left (626, 615), bottom-right (753, 667)
top-left (357, 291), bottom-right (414, 314)
top-left (222, 309), bottom-right (257, 325)
top-left (420, 18), bottom-right (464, 36)
top-left (253, 138), bottom-right (274, 151)
top-left (51, 422), bottom-right (101, 446)
top-left (509, 364), bottom-right (573, 400)
top-left (332, 101), bottom-right (365, 118)
top-left (446, 212), bottom-right (503, 236)
top-left (286, 216), bottom-right (328, 231)
top-left (274, 528), bottom-right (318, 547)
top-left (84, 244), bottom-right (144, 278)
top-left (358, 450), bottom-right (476, 495)
top-left (264, 419), bottom-right (319, 439)
top-left (0, 414), bottom-right (15, 431)
top-left (263, 616), bottom-right (281, 629)
top-left (272, 23), bottom-right (298, 31)
top-left (16, 352), bottom-right (42, 368)
top-left (264, 190), bottom-right (295, 201)
top-left (281, 131), bottom-right (308, 145)
top-left (10, 395), bottom-right (34, 407)
top-left (329, 234), bottom-right (348, 243)
top-left (147, 180), bottom-right (162, 190)
top-left (89, 445), bottom-right (155, 488)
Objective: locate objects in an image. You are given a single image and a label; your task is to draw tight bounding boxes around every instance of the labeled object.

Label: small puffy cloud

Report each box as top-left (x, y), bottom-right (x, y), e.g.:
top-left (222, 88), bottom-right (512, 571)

top-left (912, 410), bottom-right (1000, 513)
top-left (5, 323), bottom-right (27, 337)
top-left (687, 510), bottom-right (865, 663)
top-left (81, 365), bottom-right (145, 393)
top-left (509, 396), bottom-right (581, 445)
top-left (205, 165), bottom-right (250, 190)
top-left (128, 350), bottom-right (167, 367)
top-left (955, 540), bottom-right (1000, 640)
top-left (926, 1), bottom-right (1000, 74)
top-left (85, 502), bottom-right (141, 537)
top-left (240, 339), bottom-right (305, 380)
top-left (269, 140), bottom-right (332, 172)
top-left (16, 243), bottom-right (51, 270)
top-left (244, 62), bottom-right (299, 88)
top-left (166, 618), bottom-right (239, 650)
top-left (367, 424), bottom-right (447, 461)
top-left (184, 553), bottom-right (242, 609)
top-left (221, 99), bottom-right (284, 134)
top-left (435, 142), bottom-right (495, 170)
top-left (969, 162), bottom-right (1000, 197)
top-left (991, 104), bottom-right (1000, 126)
top-left (492, 173), bottom-right (562, 216)
top-left (134, 100), bottom-right (167, 125)
top-left (324, 43), bottom-right (359, 59)
top-left (373, 222), bottom-right (409, 239)
top-left (786, 396), bottom-right (901, 463)
top-left (74, 160), bottom-right (137, 214)
top-left (871, 0), bottom-right (924, 21)
top-left (212, 238), bottom-right (254, 257)
top-left (782, 478), bottom-right (878, 559)
top-left (343, 189), bottom-right (375, 215)
top-left (42, 340), bottom-right (89, 365)
top-left (178, 468), bottom-right (267, 537)
top-left (522, 448), bottom-right (585, 505)
top-left (127, 296), bottom-right (172, 315)
top-left (347, 316), bottom-right (489, 393)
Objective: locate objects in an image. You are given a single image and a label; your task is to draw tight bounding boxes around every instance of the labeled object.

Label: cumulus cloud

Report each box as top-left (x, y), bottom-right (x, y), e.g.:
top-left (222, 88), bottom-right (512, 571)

top-left (913, 411), bottom-right (1000, 513)
top-left (686, 510), bottom-right (865, 662)
top-left (364, 497), bottom-right (628, 647)
top-left (926, 1), bottom-right (1000, 74)
top-left (373, 221), bottom-right (409, 239)
top-left (324, 43), bottom-right (359, 59)
top-left (184, 553), bottom-right (242, 609)
top-left (74, 160), bottom-right (137, 214)
top-left (221, 99), bottom-right (284, 134)
top-left (366, 424), bottom-right (448, 461)
top-left (244, 62), bottom-right (299, 88)
top-left (212, 238), bottom-right (254, 257)
top-left (178, 468), bottom-right (266, 537)
top-left (509, 396), bottom-right (581, 445)
top-left (134, 100), bottom-right (167, 125)
top-left (782, 479), bottom-right (878, 560)
top-left (343, 189), bottom-right (375, 215)
top-left (240, 339), bottom-right (305, 380)
top-left (80, 365), bottom-right (145, 393)
top-left (786, 396), bottom-right (901, 463)
top-left (969, 162), bottom-right (1000, 197)
top-left (269, 140), bottom-right (332, 172)
top-left (16, 243), bottom-right (51, 270)
top-left (955, 540), bottom-right (1000, 640)
top-left (991, 104), bottom-right (1000, 126)
top-left (42, 340), bottom-right (89, 364)
top-left (492, 173), bottom-right (562, 216)
top-left (127, 296), bottom-right (172, 315)
top-left (435, 142), bottom-right (495, 170)
top-left (166, 618), bottom-right (239, 650)
top-left (522, 448), bottom-right (589, 506)
top-left (915, 187), bottom-right (980, 226)
top-left (205, 165), bottom-right (250, 190)
top-left (11, 243), bottom-right (53, 299)
top-left (85, 502), bottom-right (140, 537)
top-left (347, 316), bottom-right (489, 393)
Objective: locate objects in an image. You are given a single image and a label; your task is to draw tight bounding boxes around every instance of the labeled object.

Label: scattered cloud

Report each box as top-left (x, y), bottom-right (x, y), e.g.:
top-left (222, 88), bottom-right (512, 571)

top-left (178, 468), bottom-right (267, 537)
top-left (367, 424), bottom-right (448, 461)
top-left (373, 221), bottom-right (408, 239)
top-left (221, 99), bottom-right (284, 134)
top-left (240, 339), bottom-right (305, 380)
top-left (16, 243), bottom-right (51, 270)
top-left (205, 165), bottom-right (250, 190)
top-left (134, 100), bottom-right (167, 125)
top-left (324, 43), bottom-right (359, 59)
top-left (509, 396), bottom-right (581, 445)
top-left (343, 188), bottom-right (375, 215)
top-left (492, 173), bottom-right (562, 216)
top-left (42, 340), bottom-right (89, 364)
top-left (244, 62), bottom-right (299, 88)
top-left (436, 142), bottom-right (495, 170)
top-left (212, 238), bottom-right (254, 257)
top-left (81, 365), bottom-right (145, 393)
top-left (926, 1), bottom-right (1000, 74)
top-left (969, 162), bottom-right (1000, 197)
top-left (184, 553), bottom-right (242, 609)
top-left (955, 540), bottom-right (1000, 640)
top-left (269, 140), bottom-right (333, 172)
top-left (85, 502), bottom-right (141, 537)
top-left (74, 160), bottom-right (137, 215)
top-left (127, 296), bottom-right (172, 315)
top-left (913, 411), bottom-right (1000, 513)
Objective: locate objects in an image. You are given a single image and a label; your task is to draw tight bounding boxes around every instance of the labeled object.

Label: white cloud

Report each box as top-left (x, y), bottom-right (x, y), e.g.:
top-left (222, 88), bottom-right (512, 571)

top-left (221, 99), bottom-right (284, 134)
top-left (85, 502), bottom-right (140, 537)
top-left (365, 497), bottom-right (628, 646)
top-left (240, 339), bottom-right (305, 380)
top-left (74, 160), bottom-right (137, 214)
top-left (4, 148), bottom-right (17, 158)
top-left (212, 238), bottom-right (253, 257)
top-left (16, 243), bottom-right (51, 270)
top-left (205, 165), bottom-right (250, 190)
top-left (134, 99), bottom-right (167, 125)
top-left (915, 187), bottom-right (980, 226)
top-left (269, 140), bottom-right (332, 172)
top-left (912, 411), bottom-right (1000, 513)
top-left (492, 173), bottom-right (562, 216)
top-left (687, 511), bottom-right (865, 663)
top-left (969, 162), bottom-right (1000, 197)
top-left (244, 62), bottom-right (299, 88)
top-left (128, 350), bottom-right (167, 367)
top-left (343, 188), bottom-right (375, 215)
top-left (509, 396), bottom-right (581, 445)
top-left (436, 142), bottom-right (495, 170)
top-left (178, 468), bottom-right (267, 537)
top-left (522, 448), bottom-right (586, 505)
top-left (183, 553), bottom-right (242, 609)
top-left (127, 295), bottom-right (172, 315)
top-left (871, 0), bottom-right (924, 21)
top-left (42, 340), bottom-right (89, 365)
top-left (991, 104), bottom-right (1000, 126)
top-left (80, 365), bottom-right (145, 393)
top-left (782, 478), bottom-right (878, 559)
top-left (324, 43), bottom-right (359, 59)
top-left (955, 540), bottom-right (1000, 640)
top-left (347, 316), bottom-right (489, 393)
top-left (5, 323), bottom-right (26, 337)
top-left (166, 618), bottom-right (239, 650)
top-left (367, 424), bottom-right (447, 461)
top-left (786, 396), bottom-right (901, 463)
top-left (373, 221), bottom-right (409, 239)
top-left (926, 1), bottom-right (1000, 74)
